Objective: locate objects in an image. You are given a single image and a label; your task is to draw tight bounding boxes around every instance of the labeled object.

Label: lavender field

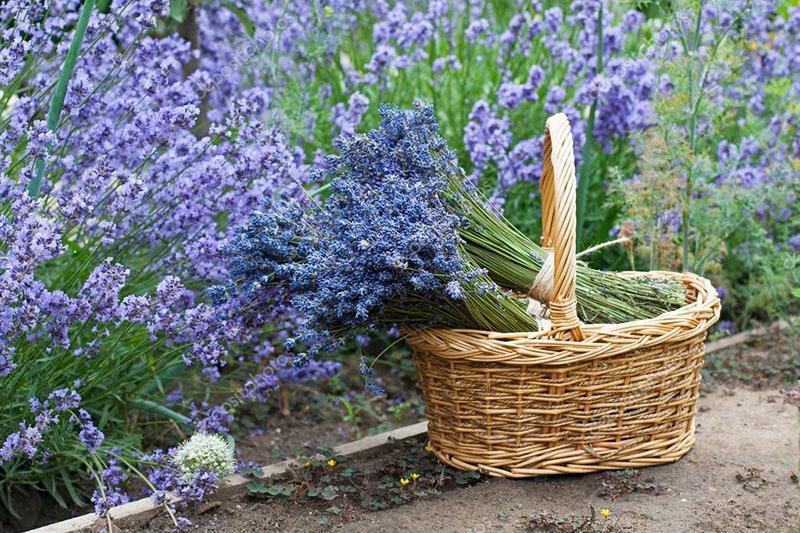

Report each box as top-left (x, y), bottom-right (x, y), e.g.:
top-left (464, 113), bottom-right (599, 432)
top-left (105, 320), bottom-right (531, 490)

top-left (1, 1), bottom-right (798, 531)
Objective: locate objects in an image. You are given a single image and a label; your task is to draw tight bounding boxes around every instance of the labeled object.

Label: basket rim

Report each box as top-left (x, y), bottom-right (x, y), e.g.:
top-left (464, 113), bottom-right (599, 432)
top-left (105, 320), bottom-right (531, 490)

top-left (404, 270), bottom-right (721, 366)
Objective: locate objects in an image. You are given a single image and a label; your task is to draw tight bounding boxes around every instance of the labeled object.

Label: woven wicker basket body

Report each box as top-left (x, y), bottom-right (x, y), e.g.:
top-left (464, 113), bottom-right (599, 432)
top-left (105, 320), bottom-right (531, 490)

top-left (406, 114), bottom-right (720, 478)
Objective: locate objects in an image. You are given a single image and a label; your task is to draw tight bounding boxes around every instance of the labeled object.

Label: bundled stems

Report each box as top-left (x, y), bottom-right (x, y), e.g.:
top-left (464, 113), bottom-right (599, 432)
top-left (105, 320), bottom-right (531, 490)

top-left (448, 176), bottom-right (686, 324)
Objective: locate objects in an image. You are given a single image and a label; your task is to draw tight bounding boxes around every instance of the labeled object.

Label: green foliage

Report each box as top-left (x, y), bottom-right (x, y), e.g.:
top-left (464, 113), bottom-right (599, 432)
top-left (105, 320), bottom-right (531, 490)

top-left (612, 0), bottom-right (800, 327)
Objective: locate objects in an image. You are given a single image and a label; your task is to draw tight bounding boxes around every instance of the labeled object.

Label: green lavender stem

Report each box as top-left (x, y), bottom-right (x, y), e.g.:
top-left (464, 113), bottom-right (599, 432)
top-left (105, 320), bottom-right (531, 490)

top-left (448, 177), bottom-right (685, 325)
top-left (576, 2), bottom-right (604, 245)
top-left (29, 0), bottom-right (95, 198)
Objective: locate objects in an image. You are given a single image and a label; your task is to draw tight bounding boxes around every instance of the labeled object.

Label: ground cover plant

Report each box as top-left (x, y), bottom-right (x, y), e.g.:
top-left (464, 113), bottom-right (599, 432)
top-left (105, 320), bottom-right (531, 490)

top-left (0, 0), bottom-right (798, 530)
top-left (240, 437), bottom-right (485, 523)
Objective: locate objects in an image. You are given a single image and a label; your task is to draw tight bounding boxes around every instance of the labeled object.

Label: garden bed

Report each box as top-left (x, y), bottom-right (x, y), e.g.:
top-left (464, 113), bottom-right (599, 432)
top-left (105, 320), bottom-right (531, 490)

top-left (35, 325), bottom-right (799, 532)
top-left (138, 385), bottom-right (800, 532)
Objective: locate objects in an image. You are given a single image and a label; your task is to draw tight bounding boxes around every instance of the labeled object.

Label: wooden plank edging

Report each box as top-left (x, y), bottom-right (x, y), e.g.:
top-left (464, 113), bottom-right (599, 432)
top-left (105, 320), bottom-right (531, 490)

top-left (704, 320), bottom-right (789, 354)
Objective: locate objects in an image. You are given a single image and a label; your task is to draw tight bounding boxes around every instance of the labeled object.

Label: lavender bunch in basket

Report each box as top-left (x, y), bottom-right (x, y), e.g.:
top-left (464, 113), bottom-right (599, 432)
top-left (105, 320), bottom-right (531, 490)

top-left (220, 102), bottom-right (686, 354)
top-left (217, 113), bottom-right (540, 350)
top-left (374, 102), bottom-right (687, 324)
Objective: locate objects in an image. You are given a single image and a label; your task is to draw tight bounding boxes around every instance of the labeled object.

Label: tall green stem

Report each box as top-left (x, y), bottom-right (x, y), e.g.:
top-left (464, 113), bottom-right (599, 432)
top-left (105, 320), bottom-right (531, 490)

top-left (681, 1), bottom-right (704, 272)
top-left (576, 2), bottom-right (604, 246)
top-left (28, 0), bottom-right (95, 198)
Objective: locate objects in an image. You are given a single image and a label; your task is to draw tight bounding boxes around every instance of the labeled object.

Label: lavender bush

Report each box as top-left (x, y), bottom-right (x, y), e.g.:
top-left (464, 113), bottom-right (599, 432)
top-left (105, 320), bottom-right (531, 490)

top-left (0, 1), bottom-right (329, 522)
top-left (611, 0), bottom-right (800, 327)
top-left (231, 0), bottom-right (658, 243)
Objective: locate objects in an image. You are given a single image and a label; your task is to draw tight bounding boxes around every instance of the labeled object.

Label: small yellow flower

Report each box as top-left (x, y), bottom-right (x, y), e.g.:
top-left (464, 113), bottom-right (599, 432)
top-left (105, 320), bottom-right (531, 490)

top-left (323, 5), bottom-right (334, 17)
top-left (425, 443), bottom-right (433, 453)
top-left (326, 459), bottom-right (336, 467)
top-left (747, 41), bottom-right (758, 51)
top-left (303, 460), bottom-right (312, 467)
top-left (600, 508), bottom-right (611, 519)
top-left (410, 473), bottom-right (420, 481)
top-left (399, 477), bottom-right (410, 486)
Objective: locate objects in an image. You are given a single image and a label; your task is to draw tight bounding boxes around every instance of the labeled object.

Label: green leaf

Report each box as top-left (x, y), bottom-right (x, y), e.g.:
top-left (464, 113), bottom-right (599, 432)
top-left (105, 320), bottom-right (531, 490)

top-left (263, 483), bottom-right (294, 498)
top-left (29, 0), bottom-right (96, 197)
top-left (264, 483), bottom-right (293, 497)
top-left (129, 398), bottom-right (190, 425)
top-left (455, 470), bottom-right (481, 486)
top-left (42, 475), bottom-right (67, 508)
top-left (0, 486), bottom-right (20, 520)
top-left (307, 487), bottom-right (321, 498)
top-left (320, 485), bottom-right (339, 501)
top-left (61, 472), bottom-right (85, 506)
top-left (246, 480), bottom-right (267, 494)
top-left (169, 0), bottom-right (189, 22)
top-left (221, 2), bottom-right (255, 37)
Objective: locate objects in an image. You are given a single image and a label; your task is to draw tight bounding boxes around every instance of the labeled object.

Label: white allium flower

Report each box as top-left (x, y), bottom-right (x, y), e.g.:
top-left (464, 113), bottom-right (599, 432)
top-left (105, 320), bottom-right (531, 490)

top-left (172, 433), bottom-right (236, 478)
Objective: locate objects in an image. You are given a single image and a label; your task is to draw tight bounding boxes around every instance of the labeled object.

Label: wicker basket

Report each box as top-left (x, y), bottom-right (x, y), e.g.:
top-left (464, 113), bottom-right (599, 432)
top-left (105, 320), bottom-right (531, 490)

top-left (406, 113), bottom-right (720, 478)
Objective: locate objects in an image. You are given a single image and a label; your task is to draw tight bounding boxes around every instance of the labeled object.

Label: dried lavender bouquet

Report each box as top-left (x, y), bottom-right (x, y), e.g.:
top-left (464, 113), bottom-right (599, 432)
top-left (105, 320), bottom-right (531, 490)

top-left (368, 102), bottom-right (685, 324)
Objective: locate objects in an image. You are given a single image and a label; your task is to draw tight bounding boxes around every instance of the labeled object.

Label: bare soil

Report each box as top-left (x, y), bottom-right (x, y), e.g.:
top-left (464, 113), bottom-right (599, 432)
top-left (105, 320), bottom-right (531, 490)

top-left (134, 331), bottom-right (800, 533)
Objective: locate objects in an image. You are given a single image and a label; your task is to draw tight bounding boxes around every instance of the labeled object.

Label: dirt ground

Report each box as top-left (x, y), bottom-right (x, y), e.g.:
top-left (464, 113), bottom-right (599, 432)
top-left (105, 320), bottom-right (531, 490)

top-left (346, 387), bottom-right (799, 532)
top-left (134, 326), bottom-right (800, 532)
top-left (27, 327), bottom-right (799, 532)
top-left (138, 386), bottom-right (798, 532)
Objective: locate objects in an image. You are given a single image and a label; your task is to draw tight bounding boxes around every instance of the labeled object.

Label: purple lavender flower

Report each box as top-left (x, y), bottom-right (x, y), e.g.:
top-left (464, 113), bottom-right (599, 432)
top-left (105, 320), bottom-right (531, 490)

top-left (716, 320), bottom-right (736, 336)
top-left (48, 388), bottom-right (81, 412)
top-left (544, 7), bottom-right (563, 33)
top-left (715, 286), bottom-right (729, 301)
top-left (523, 65), bottom-right (545, 102)
top-left (175, 470), bottom-right (218, 503)
top-left (621, 10), bottom-right (645, 33)
top-left (189, 402), bottom-right (233, 434)
top-left (465, 19), bottom-right (490, 43)
top-left (332, 92), bottom-right (370, 141)
top-left (0, 352), bottom-right (16, 378)
top-left (544, 85), bottom-right (566, 114)
top-left (497, 82), bottom-right (525, 109)
top-left (78, 410), bottom-right (105, 453)
top-left (432, 55), bottom-right (461, 74)
top-left (788, 234), bottom-right (800, 253)
top-left (241, 371), bottom-right (280, 402)
top-left (397, 12), bottom-right (433, 49)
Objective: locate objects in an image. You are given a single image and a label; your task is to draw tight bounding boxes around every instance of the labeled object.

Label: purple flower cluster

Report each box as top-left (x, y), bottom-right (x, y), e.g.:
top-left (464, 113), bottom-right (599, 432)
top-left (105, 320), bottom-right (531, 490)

top-left (459, 3), bottom-right (655, 201)
top-left (1, 387), bottom-right (104, 464)
top-left (138, 447), bottom-right (220, 527)
top-left (189, 402), bottom-right (234, 434)
top-left (648, 1), bottom-right (800, 254)
top-left (241, 356), bottom-right (341, 402)
top-left (0, 1), bottom-right (324, 508)
top-left (91, 457), bottom-right (130, 517)
top-left (222, 103), bottom-right (496, 352)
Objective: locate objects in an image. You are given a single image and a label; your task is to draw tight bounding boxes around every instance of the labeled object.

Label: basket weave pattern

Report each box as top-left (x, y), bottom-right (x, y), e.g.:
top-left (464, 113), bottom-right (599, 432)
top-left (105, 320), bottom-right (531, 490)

top-left (407, 114), bottom-right (720, 477)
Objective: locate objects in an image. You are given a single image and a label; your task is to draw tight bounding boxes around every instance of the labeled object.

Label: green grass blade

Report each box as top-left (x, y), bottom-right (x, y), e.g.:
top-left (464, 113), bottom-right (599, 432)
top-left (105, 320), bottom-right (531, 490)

top-left (129, 398), bottom-right (191, 425)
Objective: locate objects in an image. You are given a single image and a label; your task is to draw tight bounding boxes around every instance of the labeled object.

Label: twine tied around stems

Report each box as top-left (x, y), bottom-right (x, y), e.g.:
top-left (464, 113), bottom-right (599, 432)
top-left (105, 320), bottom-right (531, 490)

top-left (527, 237), bottom-right (631, 330)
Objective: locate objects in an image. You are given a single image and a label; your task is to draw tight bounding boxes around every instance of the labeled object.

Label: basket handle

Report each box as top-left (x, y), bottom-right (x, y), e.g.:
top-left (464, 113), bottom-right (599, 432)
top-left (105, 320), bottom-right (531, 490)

top-left (534, 113), bottom-right (584, 341)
